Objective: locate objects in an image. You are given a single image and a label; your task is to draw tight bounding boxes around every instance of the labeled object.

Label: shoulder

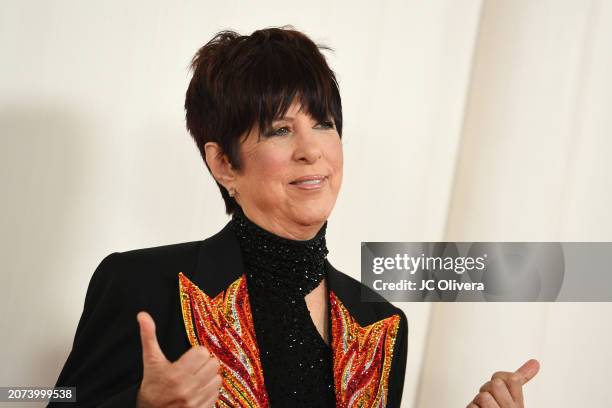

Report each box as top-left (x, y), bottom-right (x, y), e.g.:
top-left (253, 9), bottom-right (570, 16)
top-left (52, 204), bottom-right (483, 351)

top-left (116, 240), bottom-right (202, 275)
top-left (87, 221), bottom-right (239, 308)
top-left (85, 240), bottom-right (203, 310)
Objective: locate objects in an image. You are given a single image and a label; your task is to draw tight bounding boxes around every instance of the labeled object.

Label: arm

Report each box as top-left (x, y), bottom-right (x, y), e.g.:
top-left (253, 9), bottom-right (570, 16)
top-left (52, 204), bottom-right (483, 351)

top-left (48, 252), bottom-right (143, 408)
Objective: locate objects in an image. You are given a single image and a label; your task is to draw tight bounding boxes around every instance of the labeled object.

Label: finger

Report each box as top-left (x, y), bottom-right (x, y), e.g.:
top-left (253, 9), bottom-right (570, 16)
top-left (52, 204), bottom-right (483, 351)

top-left (137, 311), bottom-right (167, 365)
top-left (490, 371), bottom-right (512, 381)
top-left (479, 379), bottom-right (513, 406)
top-left (184, 369), bottom-right (222, 407)
top-left (184, 369), bottom-right (222, 408)
top-left (514, 359), bottom-right (540, 385)
top-left (466, 404), bottom-right (479, 408)
top-left (194, 356), bottom-right (221, 384)
top-left (175, 345), bottom-right (213, 374)
top-left (472, 391), bottom-right (500, 408)
top-left (491, 372), bottom-right (524, 403)
top-left (200, 373), bottom-right (223, 407)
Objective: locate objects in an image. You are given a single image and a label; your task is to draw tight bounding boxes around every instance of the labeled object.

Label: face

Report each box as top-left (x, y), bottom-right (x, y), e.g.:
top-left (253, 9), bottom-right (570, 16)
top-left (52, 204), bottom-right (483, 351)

top-left (232, 102), bottom-right (343, 240)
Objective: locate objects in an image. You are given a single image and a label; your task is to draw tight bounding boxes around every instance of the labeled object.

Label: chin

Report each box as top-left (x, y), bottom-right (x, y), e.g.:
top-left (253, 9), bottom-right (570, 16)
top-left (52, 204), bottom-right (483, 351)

top-left (291, 203), bottom-right (333, 226)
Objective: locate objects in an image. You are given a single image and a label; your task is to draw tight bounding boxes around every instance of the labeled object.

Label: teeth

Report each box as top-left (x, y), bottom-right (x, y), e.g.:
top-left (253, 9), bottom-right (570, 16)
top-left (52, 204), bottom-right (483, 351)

top-left (294, 179), bottom-right (322, 185)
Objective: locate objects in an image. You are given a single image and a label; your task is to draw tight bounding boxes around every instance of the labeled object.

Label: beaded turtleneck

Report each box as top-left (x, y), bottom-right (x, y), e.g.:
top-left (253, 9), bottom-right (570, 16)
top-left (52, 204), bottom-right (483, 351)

top-left (230, 207), bottom-right (336, 407)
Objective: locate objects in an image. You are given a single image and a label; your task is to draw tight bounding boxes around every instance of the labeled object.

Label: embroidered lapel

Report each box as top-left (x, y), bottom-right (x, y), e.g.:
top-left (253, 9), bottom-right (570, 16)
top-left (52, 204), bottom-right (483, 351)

top-left (179, 221), bottom-right (401, 408)
top-left (329, 290), bottom-right (400, 407)
top-left (179, 273), bottom-right (269, 407)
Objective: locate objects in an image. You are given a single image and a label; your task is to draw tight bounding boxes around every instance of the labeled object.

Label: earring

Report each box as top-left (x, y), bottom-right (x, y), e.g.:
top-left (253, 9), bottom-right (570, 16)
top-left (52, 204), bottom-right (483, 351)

top-left (228, 187), bottom-right (236, 197)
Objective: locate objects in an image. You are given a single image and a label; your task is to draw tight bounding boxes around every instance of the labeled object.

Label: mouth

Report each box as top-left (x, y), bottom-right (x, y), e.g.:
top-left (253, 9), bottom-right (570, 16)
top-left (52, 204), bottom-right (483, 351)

top-left (290, 175), bottom-right (328, 189)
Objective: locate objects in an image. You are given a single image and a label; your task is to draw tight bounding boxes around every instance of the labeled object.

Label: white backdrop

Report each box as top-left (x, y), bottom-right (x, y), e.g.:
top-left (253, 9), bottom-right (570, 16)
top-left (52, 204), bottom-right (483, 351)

top-left (424, 1), bottom-right (612, 407)
top-left (1, 1), bottom-right (610, 407)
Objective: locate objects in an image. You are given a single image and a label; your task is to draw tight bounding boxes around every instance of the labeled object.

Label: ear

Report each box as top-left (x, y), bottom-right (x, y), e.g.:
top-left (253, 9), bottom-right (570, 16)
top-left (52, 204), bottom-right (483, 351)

top-left (204, 142), bottom-right (237, 189)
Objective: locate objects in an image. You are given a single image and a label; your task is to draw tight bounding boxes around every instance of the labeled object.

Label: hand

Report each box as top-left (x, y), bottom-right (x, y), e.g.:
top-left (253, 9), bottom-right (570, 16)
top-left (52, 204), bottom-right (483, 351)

top-left (136, 311), bottom-right (222, 408)
top-left (467, 359), bottom-right (540, 408)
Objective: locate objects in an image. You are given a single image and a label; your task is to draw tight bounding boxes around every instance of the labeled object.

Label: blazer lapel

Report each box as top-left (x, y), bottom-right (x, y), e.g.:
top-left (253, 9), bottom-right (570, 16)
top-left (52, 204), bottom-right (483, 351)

top-left (326, 261), bottom-right (401, 407)
top-left (190, 220), bottom-right (244, 294)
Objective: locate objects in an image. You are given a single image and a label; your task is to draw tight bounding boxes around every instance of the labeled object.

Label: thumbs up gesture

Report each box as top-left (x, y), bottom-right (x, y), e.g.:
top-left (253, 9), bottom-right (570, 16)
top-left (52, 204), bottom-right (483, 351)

top-left (467, 359), bottom-right (540, 408)
top-left (136, 311), bottom-right (222, 408)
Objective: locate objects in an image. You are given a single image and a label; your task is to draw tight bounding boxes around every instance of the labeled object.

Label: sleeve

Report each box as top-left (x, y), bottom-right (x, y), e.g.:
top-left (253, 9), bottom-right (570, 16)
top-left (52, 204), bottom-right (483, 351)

top-left (48, 252), bottom-right (143, 408)
top-left (387, 308), bottom-right (408, 408)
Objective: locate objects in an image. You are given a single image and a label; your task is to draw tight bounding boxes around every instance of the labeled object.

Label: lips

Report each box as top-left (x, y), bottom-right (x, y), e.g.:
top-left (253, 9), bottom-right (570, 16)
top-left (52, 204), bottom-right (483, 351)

top-left (290, 175), bottom-right (327, 185)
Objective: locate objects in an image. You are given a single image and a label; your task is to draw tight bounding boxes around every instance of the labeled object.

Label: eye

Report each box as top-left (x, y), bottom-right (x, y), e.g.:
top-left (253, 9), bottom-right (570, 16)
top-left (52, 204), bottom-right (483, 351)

top-left (266, 126), bottom-right (291, 137)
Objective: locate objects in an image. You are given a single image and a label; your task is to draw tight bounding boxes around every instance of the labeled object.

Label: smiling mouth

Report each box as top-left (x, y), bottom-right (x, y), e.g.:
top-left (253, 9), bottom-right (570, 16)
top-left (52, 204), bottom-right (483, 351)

top-left (290, 176), bottom-right (328, 188)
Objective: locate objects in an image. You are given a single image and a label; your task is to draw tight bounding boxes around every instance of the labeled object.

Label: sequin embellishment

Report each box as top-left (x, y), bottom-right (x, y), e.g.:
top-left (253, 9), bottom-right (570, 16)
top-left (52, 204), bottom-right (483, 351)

top-left (179, 273), bottom-right (401, 408)
top-left (179, 272), bottom-right (270, 408)
top-left (330, 291), bottom-right (401, 408)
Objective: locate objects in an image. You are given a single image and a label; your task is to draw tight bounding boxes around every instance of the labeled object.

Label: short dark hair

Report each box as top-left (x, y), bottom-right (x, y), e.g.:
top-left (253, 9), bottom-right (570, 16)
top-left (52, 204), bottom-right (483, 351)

top-left (184, 26), bottom-right (343, 215)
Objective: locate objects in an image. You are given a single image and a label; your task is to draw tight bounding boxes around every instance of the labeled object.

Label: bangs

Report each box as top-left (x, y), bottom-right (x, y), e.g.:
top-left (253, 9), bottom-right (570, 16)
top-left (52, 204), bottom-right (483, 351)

top-left (230, 39), bottom-right (343, 141)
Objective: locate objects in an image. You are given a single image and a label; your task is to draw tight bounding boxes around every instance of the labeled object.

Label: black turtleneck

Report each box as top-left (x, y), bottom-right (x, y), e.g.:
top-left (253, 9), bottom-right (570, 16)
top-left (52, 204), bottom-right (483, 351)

top-left (230, 207), bottom-right (336, 407)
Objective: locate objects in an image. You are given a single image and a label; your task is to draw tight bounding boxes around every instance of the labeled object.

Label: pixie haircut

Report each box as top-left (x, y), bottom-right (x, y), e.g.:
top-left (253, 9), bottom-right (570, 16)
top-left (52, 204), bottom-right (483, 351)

top-left (185, 26), bottom-right (343, 215)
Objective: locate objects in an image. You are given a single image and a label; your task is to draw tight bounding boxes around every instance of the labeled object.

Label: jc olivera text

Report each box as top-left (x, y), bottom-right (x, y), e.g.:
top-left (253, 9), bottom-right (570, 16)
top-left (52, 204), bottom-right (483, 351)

top-left (373, 279), bottom-right (485, 291)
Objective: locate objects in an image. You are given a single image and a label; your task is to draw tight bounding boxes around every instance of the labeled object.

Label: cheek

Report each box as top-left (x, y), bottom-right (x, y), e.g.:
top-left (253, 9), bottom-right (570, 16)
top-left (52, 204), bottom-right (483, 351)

top-left (329, 140), bottom-right (344, 182)
top-left (247, 148), bottom-right (290, 184)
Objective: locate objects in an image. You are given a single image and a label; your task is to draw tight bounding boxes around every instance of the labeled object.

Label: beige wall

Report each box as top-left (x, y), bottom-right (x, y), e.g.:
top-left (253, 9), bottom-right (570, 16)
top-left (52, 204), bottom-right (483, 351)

top-left (420, 0), bottom-right (612, 407)
top-left (1, 1), bottom-right (610, 407)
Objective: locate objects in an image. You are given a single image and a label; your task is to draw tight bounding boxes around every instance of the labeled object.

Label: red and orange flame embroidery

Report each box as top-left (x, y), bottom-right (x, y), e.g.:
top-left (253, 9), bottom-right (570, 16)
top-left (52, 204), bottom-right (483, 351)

top-left (178, 272), bottom-right (400, 408)
top-left (330, 291), bottom-right (400, 408)
top-left (179, 273), bottom-right (269, 407)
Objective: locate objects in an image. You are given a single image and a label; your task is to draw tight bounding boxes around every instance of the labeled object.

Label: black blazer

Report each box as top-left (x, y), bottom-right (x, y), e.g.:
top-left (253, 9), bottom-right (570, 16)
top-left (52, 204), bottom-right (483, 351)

top-left (50, 220), bottom-right (408, 407)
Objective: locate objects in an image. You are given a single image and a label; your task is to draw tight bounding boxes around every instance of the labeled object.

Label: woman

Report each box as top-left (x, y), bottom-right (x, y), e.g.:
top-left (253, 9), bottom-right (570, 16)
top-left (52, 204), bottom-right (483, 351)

top-left (50, 27), bottom-right (406, 408)
top-left (50, 27), bottom-right (537, 408)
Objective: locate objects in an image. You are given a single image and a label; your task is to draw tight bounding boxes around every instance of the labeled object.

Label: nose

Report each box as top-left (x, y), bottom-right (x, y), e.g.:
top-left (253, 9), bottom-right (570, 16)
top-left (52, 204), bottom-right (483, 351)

top-left (292, 126), bottom-right (322, 164)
